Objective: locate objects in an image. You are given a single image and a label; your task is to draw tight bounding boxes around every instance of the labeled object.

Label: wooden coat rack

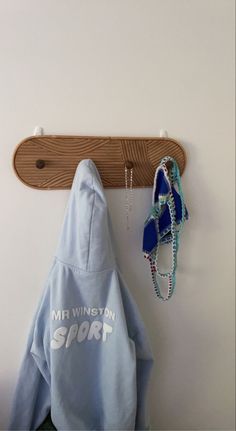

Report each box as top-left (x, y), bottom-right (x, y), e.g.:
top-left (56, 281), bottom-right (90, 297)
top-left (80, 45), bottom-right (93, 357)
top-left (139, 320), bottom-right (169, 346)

top-left (13, 130), bottom-right (186, 189)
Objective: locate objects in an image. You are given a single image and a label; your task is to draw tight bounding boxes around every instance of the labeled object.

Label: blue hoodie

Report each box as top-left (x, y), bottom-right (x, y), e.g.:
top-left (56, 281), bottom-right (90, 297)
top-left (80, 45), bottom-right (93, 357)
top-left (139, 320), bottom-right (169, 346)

top-left (9, 159), bottom-right (154, 430)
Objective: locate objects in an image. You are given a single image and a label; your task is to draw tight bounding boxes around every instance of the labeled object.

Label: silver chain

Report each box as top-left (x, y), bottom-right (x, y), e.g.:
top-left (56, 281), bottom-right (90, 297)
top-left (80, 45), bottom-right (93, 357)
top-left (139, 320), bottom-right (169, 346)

top-left (125, 166), bottom-right (133, 230)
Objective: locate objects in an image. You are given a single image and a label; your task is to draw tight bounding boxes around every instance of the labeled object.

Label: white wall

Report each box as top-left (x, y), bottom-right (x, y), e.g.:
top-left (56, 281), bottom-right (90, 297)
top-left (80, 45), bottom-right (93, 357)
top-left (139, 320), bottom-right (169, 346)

top-left (0, 1), bottom-right (235, 430)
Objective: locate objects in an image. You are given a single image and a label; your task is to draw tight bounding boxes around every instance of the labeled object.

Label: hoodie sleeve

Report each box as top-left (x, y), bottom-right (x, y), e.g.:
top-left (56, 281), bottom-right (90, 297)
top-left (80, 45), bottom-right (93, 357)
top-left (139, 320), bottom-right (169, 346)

top-left (133, 327), bottom-right (154, 431)
top-left (116, 269), bottom-right (154, 430)
top-left (8, 276), bottom-right (52, 430)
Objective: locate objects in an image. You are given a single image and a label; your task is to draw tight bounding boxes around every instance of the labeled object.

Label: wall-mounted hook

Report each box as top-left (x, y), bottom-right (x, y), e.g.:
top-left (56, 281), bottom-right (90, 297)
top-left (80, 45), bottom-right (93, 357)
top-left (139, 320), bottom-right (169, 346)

top-left (33, 126), bottom-right (44, 136)
top-left (159, 129), bottom-right (168, 138)
top-left (13, 135), bottom-right (186, 189)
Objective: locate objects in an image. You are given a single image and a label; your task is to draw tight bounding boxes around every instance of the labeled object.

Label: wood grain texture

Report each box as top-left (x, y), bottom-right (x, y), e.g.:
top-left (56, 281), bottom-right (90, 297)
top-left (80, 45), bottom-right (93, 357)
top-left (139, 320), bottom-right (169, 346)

top-left (13, 135), bottom-right (186, 189)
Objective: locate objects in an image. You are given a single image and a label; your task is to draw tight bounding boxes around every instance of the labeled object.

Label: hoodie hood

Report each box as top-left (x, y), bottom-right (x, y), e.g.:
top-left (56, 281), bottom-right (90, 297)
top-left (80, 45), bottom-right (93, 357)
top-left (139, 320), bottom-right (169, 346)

top-left (55, 159), bottom-right (116, 272)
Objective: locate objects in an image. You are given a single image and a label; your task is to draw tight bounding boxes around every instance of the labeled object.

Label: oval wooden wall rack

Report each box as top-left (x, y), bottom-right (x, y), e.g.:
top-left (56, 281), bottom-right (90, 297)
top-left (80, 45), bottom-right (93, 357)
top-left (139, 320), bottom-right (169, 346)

top-left (13, 134), bottom-right (186, 189)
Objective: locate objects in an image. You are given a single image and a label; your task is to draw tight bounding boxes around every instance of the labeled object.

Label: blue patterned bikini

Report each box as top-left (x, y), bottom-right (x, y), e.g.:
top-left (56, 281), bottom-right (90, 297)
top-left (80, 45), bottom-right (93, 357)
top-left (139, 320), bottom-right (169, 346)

top-left (143, 156), bottom-right (189, 301)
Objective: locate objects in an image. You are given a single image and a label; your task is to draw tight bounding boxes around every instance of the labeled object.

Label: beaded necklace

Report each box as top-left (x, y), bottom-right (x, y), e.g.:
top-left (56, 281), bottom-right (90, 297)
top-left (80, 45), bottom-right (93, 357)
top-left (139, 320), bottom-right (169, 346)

top-left (143, 156), bottom-right (188, 301)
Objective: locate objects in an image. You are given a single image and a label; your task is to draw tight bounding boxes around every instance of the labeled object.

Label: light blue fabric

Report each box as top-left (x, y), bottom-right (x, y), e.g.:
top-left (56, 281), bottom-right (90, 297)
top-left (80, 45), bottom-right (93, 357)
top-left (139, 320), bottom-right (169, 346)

top-left (9, 159), bottom-right (154, 431)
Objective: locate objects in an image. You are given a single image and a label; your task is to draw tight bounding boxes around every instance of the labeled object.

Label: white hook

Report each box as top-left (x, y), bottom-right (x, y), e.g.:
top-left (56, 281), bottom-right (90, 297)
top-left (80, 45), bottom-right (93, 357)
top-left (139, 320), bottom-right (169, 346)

top-left (33, 126), bottom-right (44, 136)
top-left (159, 129), bottom-right (168, 138)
